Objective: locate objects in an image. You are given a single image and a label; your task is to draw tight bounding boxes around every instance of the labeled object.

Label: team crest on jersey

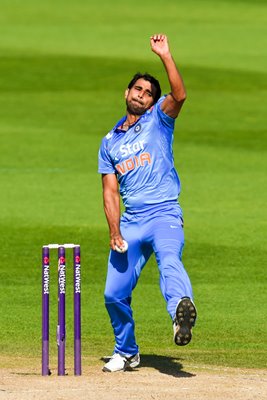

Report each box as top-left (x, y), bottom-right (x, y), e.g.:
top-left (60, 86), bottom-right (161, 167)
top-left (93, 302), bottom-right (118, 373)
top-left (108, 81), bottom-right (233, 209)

top-left (134, 123), bottom-right (142, 133)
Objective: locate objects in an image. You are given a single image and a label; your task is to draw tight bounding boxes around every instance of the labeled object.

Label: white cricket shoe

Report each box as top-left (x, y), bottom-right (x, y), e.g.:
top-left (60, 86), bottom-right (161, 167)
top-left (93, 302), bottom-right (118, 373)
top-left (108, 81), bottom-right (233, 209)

top-left (173, 297), bottom-right (197, 346)
top-left (102, 352), bottom-right (140, 372)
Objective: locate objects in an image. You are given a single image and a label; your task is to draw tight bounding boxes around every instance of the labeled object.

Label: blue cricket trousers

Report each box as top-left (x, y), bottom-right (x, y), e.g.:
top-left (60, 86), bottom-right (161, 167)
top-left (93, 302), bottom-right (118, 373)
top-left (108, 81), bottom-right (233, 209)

top-left (104, 202), bottom-right (193, 356)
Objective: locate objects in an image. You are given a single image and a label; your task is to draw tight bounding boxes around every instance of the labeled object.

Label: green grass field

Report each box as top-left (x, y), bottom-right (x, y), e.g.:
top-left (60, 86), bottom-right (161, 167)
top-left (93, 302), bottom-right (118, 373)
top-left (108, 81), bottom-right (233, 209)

top-left (0, 0), bottom-right (266, 372)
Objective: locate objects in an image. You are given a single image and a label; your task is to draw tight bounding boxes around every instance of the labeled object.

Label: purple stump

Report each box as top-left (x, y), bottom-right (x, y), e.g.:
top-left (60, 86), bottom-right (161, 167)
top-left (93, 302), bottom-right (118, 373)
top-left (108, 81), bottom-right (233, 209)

top-left (42, 246), bottom-right (50, 376)
top-left (57, 246), bottom-right (66, 376)
top-left (73, 246), bottom-right (81, 375)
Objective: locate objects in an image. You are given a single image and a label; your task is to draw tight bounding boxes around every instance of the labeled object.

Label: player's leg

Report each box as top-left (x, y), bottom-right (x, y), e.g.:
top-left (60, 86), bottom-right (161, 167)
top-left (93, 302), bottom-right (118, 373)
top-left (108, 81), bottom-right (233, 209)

top-left (104, 252), bottom-right (140, 357)
top-left (103, 216), bottom-right (152, 370)
top-left (149, 212), bottom-right (197, 345)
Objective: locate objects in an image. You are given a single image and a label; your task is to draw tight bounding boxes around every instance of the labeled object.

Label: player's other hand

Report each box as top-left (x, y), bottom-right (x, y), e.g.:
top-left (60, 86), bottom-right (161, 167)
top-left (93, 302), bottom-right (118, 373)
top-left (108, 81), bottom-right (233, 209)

top-left (150, 34), bottom-right (170, 57)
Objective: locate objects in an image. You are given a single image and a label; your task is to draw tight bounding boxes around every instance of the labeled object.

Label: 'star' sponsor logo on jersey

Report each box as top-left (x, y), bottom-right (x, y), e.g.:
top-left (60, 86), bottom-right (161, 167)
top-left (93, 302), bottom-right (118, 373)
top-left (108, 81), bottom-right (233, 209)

top-left (119, 140), bottom-right (145, 157)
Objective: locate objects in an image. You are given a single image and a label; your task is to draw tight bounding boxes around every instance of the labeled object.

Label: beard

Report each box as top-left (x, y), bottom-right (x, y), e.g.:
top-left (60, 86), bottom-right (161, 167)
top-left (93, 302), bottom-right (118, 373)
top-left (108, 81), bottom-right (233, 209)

top-left (126, 98), bottom-right (148, 116)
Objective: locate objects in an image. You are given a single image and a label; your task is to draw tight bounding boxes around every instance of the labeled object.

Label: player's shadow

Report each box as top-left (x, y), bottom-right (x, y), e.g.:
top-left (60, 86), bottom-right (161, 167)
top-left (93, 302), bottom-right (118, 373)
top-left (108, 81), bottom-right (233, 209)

top-left (139, 354), bottom-right (195, 378)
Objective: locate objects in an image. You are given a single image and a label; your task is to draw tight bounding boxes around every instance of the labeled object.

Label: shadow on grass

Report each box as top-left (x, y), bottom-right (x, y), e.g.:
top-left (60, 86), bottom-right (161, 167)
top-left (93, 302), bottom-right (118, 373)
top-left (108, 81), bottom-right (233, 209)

top-left (140, 354), bottom-right (195, 378)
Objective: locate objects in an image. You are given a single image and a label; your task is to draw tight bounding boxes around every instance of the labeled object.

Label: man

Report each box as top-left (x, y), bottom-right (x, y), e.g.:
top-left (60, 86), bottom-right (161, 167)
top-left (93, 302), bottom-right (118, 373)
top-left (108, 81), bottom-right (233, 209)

top-left (98, 34), bottom-right (197, 372)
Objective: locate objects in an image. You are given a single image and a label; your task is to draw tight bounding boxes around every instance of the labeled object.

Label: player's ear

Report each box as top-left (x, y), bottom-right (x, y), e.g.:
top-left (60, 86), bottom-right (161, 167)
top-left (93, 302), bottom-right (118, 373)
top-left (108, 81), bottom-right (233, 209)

top-left (124, 89), bottom-right (129, 99)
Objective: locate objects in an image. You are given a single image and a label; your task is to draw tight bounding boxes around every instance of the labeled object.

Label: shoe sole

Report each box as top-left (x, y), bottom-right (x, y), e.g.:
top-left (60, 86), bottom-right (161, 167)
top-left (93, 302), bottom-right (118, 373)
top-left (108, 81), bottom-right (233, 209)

top-left (174, 298), bottom-right (197, 346)
top-left (126, 358), bottom-right (140, 369)
top-left (102, 365), bottom-right (124, 372)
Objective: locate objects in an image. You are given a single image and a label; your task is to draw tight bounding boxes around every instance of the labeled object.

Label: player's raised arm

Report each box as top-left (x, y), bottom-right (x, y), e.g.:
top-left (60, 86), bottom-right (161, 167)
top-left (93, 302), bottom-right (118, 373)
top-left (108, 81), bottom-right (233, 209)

top-left (150, 34), bottom-right (186, 119)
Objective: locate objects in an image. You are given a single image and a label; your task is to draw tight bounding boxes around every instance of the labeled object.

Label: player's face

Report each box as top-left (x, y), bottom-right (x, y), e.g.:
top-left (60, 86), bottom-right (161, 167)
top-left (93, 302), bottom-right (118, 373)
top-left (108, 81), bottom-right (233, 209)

top-left (125, 78), bottom-right (156, 115)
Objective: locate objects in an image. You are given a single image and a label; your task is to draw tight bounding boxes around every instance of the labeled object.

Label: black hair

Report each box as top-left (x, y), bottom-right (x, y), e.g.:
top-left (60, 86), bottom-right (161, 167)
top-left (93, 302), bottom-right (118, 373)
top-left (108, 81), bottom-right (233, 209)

top-left (127, 73), bottom-right (161, 104)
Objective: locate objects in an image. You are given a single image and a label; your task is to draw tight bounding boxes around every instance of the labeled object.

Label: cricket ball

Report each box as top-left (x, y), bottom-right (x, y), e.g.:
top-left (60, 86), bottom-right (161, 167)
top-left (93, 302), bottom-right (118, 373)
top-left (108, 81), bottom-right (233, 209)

top-left (115, 240), bottom-right (128, 253)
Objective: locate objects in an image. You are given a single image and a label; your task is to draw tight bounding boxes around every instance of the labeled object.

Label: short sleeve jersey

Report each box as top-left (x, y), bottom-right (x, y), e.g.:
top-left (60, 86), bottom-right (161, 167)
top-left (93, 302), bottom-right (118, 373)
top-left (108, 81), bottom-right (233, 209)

top-left (98, 96), bottom-right (181, 210)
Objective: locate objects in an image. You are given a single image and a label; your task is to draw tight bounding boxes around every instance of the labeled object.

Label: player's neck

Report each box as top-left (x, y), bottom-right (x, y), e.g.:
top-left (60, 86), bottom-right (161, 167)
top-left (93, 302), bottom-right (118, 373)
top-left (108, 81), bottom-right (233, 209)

top-left (126, 113), bottom-right (140, 125)
top-left (120, 114), bottom-right (140, 131)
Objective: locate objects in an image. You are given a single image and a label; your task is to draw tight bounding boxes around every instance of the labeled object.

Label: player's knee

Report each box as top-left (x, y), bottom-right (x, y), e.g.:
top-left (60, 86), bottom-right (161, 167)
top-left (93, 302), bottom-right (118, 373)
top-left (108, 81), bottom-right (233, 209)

top-left (159, 252), bottom-right (182, 268)
top-left (104, 289), bottom-right (130, 303)
top-left (104, 288), bottom-right (117, 303)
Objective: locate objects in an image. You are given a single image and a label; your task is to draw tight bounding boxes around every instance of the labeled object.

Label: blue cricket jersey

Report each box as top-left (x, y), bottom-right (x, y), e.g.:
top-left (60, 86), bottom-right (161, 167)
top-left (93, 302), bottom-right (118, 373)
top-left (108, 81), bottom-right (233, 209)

top-left (98, 96), bottom-right (181, 210)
